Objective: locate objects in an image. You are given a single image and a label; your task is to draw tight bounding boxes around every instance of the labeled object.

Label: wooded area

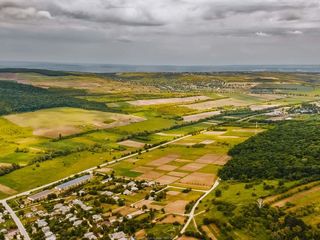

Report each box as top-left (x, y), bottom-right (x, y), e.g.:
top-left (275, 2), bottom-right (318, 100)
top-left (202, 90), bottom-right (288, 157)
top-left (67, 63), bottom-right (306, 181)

top-left (220, 121), bottom-right (320, 180)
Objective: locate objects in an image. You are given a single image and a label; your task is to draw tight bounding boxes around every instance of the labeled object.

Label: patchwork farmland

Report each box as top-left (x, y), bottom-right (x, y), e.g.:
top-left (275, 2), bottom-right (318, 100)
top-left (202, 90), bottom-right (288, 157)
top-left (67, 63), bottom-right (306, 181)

top-left (0, 70), bottom-right (320, 239)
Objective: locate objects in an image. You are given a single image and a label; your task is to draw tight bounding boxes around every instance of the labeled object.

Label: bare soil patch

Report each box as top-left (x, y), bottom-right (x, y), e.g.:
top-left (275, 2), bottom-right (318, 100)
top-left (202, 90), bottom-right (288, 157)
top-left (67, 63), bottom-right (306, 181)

top-left (118, 140), bottom-right (145, 148)
top-left (155, 175), bottom-right (180, 185)
top-left (133, 199), bottom-right (153, 209)
top-left (156, 132), bottom-right (182, 137)
top-left (196, 154), bottom-right (231, 165)
top-left (135, 229), bottom-right (146, 240)
top-left (204, 131), bottom-right (226, 135)
top-left (250, 104), bottom-right (279, 111)
top-left (174, 159), bottom-right (192, 163)
top-left (233, 128), bottom-right (263, 133)
top-left (0, 163), bottom-right (13, 167)
top-left (114, 206), bottom-right (137, 216)
top-left (133, 200), bottom-right (163, 210)
top-left (173, 142), bottom-right (196, 146)
top-left (168, 171), bottom-right (189, 177)
top-left (200, 140), bottom-right (215, 145)
top-left (128, 95), bottom-right (211, 106)
top-left (147, 154), bottom-right (179, 166)
top-left (183, 111), bottom-right (221, 122)
top-left (157, 164), bottom-right (178, 171)
top-left (179, 172), bottom-right (216, 187)
top-left (184, 98), bottom-right (248, 110)
top-left (179, 163), bottom-right (206, 172)
top-left (137, 171), bottom-right (163, 181)
top-left (0, 183), bottom-right (17, 195)
top-left (164, 200), bottom-right (189, 214)
top-left (218, 135), bottom-right (240, 139)
top-left (95, 167), bottom-right (112, 174)
top-left (33, 126), bottom-right (79, 138)
top-left (202, 225), bottom-right (218, 240)
top-left (5, 107), bottom-right (145, 138)
top-left (0, 73), bottom-right (18, 80)
top-left (167, 191), bottom-right (181, 196)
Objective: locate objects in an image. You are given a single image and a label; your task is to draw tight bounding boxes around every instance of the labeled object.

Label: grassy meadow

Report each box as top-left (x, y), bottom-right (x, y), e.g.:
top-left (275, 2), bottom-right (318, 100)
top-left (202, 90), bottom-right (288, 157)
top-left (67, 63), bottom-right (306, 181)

top-left (1, 70), bottom-right (320, 239)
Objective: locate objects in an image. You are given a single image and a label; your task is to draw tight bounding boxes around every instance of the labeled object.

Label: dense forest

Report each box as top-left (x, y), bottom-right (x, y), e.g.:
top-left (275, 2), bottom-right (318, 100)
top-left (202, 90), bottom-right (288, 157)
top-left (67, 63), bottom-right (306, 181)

top-left (0, 81), bottom-right (109, 115)
top-left (219, 121), bottom-right (320, 180)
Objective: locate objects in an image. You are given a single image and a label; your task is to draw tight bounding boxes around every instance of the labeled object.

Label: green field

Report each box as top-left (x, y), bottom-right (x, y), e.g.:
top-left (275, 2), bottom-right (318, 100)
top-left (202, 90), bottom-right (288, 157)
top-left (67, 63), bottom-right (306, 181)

top-left (1, 70), bottom-right (320, 239)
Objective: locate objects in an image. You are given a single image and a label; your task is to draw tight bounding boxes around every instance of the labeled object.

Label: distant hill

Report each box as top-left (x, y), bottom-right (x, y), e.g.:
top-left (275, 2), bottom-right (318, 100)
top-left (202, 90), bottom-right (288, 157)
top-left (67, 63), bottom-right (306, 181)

top-left (0, 68), bottom-right (77, 76)
top-left (0, 81), bottom-right (109, 115)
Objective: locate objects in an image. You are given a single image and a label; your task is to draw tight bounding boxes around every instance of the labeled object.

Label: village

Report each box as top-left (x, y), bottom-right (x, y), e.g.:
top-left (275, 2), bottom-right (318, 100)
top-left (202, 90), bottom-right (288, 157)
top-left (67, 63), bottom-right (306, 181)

top-left (3, 170), bottom-right (196, 240)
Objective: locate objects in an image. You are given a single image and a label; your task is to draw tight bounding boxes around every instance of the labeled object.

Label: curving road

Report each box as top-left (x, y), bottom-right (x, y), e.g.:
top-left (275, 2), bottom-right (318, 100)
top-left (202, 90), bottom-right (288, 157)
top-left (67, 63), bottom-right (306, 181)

top-left (180, 178), bottom-right (220, 234)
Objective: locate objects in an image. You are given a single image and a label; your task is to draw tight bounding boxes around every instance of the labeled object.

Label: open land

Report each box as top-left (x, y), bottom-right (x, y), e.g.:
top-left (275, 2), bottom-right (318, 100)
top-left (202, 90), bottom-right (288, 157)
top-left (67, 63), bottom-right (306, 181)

top-left (1, 70), bottom-right (320, 240)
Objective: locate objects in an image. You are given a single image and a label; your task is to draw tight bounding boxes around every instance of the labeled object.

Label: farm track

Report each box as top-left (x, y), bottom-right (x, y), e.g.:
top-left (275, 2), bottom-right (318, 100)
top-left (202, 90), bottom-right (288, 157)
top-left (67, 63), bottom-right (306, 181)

top-left (1, 109), bottom-right (273, 239)
top-left (177, 179), bottom-right (220, 237)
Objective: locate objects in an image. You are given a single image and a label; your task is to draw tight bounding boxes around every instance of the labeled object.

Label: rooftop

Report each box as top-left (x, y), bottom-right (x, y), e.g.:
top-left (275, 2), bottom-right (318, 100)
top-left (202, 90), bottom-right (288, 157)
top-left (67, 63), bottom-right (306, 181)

top-left (55, 175), bottom-right (91, 190)
top-left (28, 189), bottom-right (53, 201)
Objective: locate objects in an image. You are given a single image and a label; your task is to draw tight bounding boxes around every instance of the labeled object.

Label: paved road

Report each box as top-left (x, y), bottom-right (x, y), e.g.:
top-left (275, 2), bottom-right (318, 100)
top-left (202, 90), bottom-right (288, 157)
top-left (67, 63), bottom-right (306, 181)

top-left (1, 132), bottom-right (193, 238)
top-left (0, 109), bottom-right (273, 239)
top-left (180, 178), bottom-right (220, 234)
top-left (4, 133), bottom-right (192, 201)
top-left (1, 200), bottom-right (30, 240)
top-left (3, 109), bottom-right (272, 202)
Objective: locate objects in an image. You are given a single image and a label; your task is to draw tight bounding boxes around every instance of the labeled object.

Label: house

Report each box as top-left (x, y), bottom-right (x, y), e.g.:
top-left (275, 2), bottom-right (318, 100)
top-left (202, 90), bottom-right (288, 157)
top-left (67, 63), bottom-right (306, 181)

top-left (109, 216), bottom-right (117, 224)
top-left (78, 190), bottom-right (86, 196)
top-left (123, 190), bottom-right (132, 195)
top-left (44, 231), bottom-right (54, 238)
top-left (46, 234), bottom-right (56, 240)
top-left (84, 232), bottom-right (97, 240)
top-left (69, 216), bottom-right (78, 222)
top-left (101, 191), bottom-right (113, 196)
top-left (36, 219), bottom-right (48, 228)
top-left (131, 186), bottom-right (139, 192)
top-left (73, 199), bottom-right (93, 211)
top-left (112, 196), bottom-right (120, 201)
top-left (42, 226), bottom-right (50, 233)
top-left (102, 177), bottom-right (113, 184)
top-left (55, 175), bottom-right (92, 191)
top-left (127, 181), bottom-right (136, 187)
top-left (53, 203), bottom-right (63, 210)
top-left (37, 210), bottom-right (48, 217)
top-left (73, 220), bottom-right (83, 227)
top-left (127, 210), bottom-right (144, 219)
top-left (109, 231), bottom-right (128, 240)
top-left (92, 214), bottom-right (102, 222)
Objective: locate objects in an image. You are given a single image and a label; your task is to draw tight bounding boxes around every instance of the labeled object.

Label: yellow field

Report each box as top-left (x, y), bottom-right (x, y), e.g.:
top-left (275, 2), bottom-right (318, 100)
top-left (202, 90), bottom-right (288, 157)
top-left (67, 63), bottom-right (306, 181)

top-left (5, 107), bottom-right (145, 138)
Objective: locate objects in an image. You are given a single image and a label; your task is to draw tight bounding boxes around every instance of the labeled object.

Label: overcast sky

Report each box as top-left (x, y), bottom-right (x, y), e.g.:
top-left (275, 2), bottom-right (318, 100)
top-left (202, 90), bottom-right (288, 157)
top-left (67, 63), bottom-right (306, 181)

top-left (0, 0), bottom-right (319, 65)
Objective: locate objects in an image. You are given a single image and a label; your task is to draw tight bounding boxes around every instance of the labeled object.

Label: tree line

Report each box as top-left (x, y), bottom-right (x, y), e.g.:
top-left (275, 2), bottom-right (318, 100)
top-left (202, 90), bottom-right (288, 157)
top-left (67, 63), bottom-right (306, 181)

top-left (219, 121), bottom-right (320, 180)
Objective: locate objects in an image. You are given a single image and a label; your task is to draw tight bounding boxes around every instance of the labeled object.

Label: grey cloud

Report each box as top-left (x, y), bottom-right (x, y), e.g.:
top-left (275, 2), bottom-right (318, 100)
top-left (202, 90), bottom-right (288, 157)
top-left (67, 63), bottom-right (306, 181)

top-left (0, 0), bottom-right (320, 65)
top-left (0, 1), bottom-right (52, 21)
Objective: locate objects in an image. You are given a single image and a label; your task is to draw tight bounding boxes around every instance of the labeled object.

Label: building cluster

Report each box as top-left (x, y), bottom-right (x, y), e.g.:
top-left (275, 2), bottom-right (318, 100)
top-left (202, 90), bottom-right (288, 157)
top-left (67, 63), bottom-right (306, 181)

top-left (14, 174), bottom-right (160, 239)
top-left (0, 207), bottom-right (22, 240)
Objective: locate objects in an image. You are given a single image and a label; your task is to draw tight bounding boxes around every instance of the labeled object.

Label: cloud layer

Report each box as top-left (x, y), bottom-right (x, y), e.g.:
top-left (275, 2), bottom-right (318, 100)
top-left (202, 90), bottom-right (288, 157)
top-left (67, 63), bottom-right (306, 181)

top-left (0, 0), bottom-right (320, 64)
